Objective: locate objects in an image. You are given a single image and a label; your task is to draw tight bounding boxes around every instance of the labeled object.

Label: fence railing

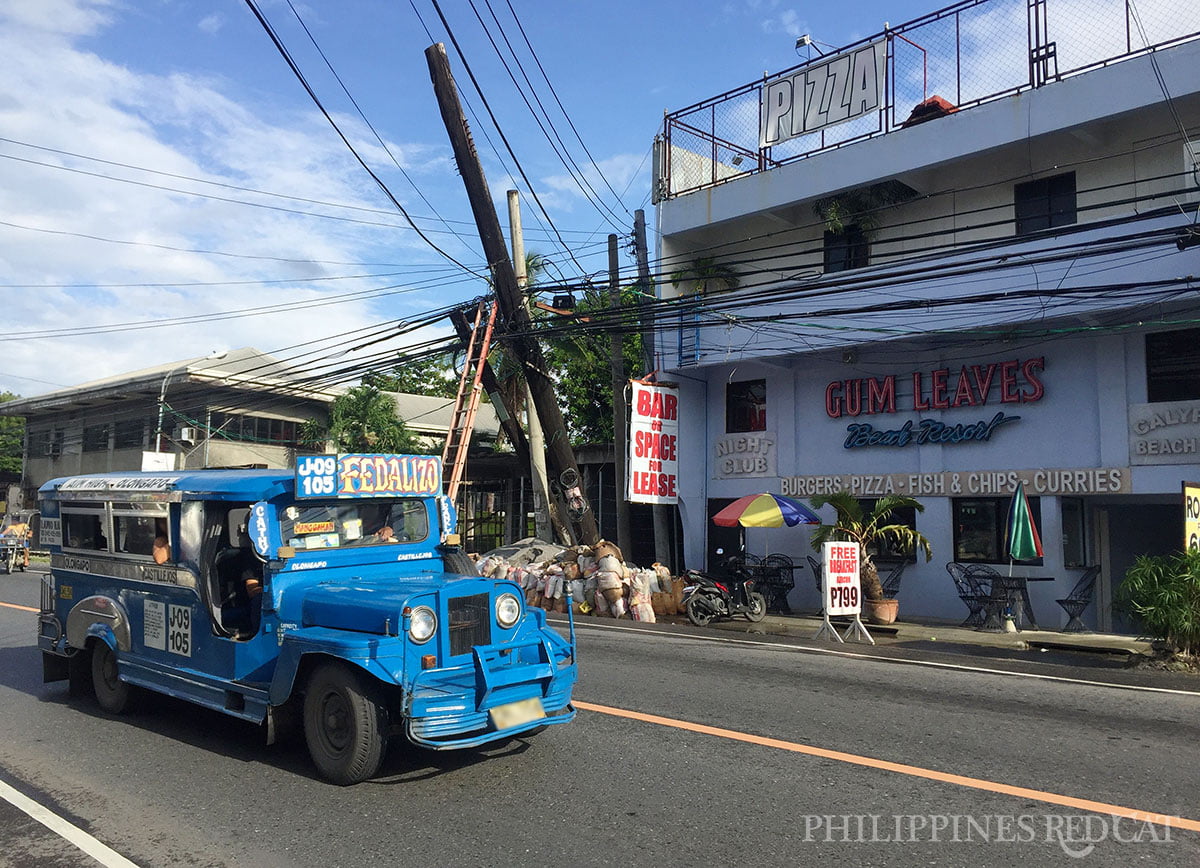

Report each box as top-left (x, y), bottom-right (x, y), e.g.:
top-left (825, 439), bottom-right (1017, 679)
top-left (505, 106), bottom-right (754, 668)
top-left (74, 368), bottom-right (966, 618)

top-left (658, 0), bottom-right (1200, 200)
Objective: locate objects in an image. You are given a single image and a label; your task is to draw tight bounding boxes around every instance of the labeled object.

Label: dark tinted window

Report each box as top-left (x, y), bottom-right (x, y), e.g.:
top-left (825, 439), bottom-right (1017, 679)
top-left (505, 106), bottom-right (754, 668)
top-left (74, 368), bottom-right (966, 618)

top-left (1146, 327), bottom-right (1200, 402)
top-left (1015, 172), bottom-right (1076, 235)
top-left (823, 225), bottom-right (869, 273)
top-left (726, 379), bottom-right (766, 433)
top-left (953, 497), bottom-right (1043, 565)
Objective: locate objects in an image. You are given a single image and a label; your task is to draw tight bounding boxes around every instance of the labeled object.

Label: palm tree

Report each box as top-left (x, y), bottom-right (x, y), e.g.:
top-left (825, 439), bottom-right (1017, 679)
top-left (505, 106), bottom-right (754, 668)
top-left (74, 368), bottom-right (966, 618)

top-left (808, 491), bottom-right (932, 601)
top-left (301, 384), bottom-right (422, 454)
top-left (669, 257), bottom-right (739, 295)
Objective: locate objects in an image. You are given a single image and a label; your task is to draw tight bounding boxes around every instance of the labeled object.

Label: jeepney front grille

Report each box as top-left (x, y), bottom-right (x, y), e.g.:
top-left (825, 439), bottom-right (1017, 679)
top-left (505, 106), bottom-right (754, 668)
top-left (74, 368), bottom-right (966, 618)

top-left (448, 593), bottom-right (490, 656)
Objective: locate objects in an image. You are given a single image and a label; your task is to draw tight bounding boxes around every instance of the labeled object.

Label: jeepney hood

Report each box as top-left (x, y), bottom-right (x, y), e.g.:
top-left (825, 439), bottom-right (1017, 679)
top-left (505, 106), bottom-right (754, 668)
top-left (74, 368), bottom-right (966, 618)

top-left (300, 577), bottom-right (450, 635)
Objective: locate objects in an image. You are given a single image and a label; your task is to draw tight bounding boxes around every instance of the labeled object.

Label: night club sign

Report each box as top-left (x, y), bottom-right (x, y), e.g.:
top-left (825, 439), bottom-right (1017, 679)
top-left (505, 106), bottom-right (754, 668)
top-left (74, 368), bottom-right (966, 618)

top-left (824, 357), bottom-right (1045, 449)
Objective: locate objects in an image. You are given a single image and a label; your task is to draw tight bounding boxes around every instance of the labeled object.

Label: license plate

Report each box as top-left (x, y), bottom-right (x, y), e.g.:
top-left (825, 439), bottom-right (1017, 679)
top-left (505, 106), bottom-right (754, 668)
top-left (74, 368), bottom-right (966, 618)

top-left (489, 696), bottom-right (544, 730)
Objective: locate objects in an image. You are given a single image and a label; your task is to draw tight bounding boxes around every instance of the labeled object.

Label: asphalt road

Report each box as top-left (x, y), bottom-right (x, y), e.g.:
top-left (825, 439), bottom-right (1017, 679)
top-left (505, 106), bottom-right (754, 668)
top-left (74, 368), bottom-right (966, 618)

top-left (2, 568), bottom-right (1198, 867)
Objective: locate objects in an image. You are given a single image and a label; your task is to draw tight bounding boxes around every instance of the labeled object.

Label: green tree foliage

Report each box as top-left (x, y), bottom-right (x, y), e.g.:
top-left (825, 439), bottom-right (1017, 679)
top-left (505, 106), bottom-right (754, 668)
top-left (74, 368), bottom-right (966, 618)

top-left (538, 285), bottom-right (645, 445)
top-left (669, 257), bottom-right (739, 295)
top-left (365, 354), bottom-right (458, 399)
top-left (0, 392), bottom-right (23, 474)
top-left (301, 384), bottom-right (424, 454)
top-left (808, 491), bottom-right (933, 601)
top-left (1116, 550), bottom-right (1200, 656)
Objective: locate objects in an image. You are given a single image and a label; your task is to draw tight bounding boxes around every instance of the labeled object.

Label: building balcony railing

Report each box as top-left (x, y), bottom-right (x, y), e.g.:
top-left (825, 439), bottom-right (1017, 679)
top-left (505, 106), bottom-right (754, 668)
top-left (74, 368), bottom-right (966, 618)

top-left (657, 0), bottom-right (1200, 202)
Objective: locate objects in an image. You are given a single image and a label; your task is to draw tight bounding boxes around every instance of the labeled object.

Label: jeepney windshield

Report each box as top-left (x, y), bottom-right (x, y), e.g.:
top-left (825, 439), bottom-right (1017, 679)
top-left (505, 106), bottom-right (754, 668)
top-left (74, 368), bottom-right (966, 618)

top-left (279, 498), bottom-right (429, 550)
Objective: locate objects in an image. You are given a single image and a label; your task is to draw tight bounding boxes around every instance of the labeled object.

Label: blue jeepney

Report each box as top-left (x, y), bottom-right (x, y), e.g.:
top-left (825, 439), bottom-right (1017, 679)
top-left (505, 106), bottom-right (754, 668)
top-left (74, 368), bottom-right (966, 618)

top-left (36, 454), bottom-right (576, 784)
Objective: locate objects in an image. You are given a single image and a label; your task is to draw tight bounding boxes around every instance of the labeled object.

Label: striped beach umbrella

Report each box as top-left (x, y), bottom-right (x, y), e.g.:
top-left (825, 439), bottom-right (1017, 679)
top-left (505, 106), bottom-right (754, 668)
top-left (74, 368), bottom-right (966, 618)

top-left (712, 493), bottom-right (822, 528)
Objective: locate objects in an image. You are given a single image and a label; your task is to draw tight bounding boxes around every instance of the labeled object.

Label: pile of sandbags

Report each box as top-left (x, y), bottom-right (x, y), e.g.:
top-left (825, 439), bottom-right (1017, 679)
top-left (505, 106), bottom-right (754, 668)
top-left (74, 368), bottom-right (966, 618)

top-left (474, 538), bottom-right (686, 623)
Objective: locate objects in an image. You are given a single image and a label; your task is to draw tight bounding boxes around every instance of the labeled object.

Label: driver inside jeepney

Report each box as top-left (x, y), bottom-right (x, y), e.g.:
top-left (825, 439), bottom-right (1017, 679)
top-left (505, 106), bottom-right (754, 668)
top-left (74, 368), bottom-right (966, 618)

top-left (281, 500), bottom-right (428, 550)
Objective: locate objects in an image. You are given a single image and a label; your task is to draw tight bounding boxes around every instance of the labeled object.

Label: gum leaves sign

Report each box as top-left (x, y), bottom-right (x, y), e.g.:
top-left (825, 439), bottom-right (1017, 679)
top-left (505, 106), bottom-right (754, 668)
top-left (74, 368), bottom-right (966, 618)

top-left (629, 381), bottom-right (680, 504)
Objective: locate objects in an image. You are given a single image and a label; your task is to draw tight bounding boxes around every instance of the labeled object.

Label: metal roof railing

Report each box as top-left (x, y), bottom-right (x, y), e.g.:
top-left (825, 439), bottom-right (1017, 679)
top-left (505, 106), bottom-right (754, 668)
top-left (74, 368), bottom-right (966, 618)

top-left (658, 0), bottom-right (1200, 201)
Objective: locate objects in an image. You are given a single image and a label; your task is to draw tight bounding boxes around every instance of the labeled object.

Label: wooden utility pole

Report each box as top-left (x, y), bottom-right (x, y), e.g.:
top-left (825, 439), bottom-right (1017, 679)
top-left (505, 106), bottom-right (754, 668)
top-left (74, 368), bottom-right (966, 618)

top-left (633, 209), bottom-right (673, 568)
top-left (609, 234), bottom-right (631, 553)
top-left (426, 42), bottom-right (599, 544)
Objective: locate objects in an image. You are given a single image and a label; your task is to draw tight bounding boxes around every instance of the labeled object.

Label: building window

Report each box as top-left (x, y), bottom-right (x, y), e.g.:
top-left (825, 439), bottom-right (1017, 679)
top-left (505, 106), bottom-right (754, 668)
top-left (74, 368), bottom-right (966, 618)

top-left (1146, 327), bottom-right (1200, 402)
top-left (726, 379), bottom-right (766, 433)
top-left (1014, 172), bottom-right (1076, 235)
top-left (113, 419), bottom-right (145, 449)
top-left (858, 499), bottom-right (919, 563)
top-left (82, 424), bottom-right (110, 453)
top-left (823, 225), bottom-right (869, 273)
top-left (1061, 497), bottom-right (1087, 567)
top-left (953, 497), bottom-right (1043, 565)
top-left (210, 411), bottom-right (299, 445)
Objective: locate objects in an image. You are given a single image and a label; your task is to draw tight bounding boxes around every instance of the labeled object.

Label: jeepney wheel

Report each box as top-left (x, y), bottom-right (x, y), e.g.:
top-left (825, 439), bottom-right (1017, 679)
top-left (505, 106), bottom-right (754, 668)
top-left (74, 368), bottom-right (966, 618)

top-left (303, 662), bottom-right (388, 786)
top-left (91, 641), bottom-right (132, 714)
top-left (745, 591), bottom-right (767, 623)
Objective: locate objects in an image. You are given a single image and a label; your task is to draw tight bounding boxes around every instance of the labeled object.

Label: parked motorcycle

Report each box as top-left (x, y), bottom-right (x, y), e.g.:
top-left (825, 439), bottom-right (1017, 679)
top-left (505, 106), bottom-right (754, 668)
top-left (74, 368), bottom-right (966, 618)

top-left (683, 561), bottom-right (767, 626)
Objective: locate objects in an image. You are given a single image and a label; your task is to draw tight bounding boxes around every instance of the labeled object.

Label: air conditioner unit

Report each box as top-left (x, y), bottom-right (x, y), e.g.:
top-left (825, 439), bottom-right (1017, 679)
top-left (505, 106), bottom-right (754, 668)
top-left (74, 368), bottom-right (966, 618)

top-left (45, 442), bottom-right (61, 458)
top-left (177, 427), bottom-right (198, 445)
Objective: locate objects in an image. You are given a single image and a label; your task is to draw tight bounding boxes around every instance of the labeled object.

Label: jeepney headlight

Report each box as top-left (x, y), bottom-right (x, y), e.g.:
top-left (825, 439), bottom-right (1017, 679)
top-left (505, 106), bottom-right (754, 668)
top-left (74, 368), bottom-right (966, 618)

top-left (409, 606), bottom-right (437, 643)
top-left (495, 593), bottom-right (521, 628)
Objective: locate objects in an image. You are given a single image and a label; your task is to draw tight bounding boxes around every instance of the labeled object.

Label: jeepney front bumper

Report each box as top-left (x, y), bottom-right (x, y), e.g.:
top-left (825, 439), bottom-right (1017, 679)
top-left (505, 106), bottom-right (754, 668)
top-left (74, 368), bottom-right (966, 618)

top-left (404, 632), bottom-right (576, 748)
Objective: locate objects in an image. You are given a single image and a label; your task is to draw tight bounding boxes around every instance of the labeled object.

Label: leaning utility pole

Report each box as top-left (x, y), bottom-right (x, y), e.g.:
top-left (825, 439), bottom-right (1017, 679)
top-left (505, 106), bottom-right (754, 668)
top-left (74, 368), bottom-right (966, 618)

top-left (633, 208), bottom-right (673, 567)
top-left (426, 42), bottom-right (599, 545)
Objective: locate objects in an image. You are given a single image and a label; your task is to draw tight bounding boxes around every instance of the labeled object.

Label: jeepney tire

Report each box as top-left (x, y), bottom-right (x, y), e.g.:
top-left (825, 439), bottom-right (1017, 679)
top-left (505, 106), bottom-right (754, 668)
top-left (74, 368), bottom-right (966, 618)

top-left (91, 641), bottom-right (133, 715)
top-left (442, 548), bottom-right (475, 577)
top-left (303, 661), bottom-right (389, 786)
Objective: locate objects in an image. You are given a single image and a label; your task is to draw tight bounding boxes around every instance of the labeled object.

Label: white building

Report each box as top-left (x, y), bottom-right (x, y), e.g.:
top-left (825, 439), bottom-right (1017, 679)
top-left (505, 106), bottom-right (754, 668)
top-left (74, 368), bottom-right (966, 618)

top-left (652, 0), bottom-right (1200, 630)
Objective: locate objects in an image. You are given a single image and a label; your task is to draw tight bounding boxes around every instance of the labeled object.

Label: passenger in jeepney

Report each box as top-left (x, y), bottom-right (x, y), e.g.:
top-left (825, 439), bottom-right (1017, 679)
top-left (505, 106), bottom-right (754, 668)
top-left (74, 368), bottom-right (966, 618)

top-left (152, 518), bottom-right (169, 564)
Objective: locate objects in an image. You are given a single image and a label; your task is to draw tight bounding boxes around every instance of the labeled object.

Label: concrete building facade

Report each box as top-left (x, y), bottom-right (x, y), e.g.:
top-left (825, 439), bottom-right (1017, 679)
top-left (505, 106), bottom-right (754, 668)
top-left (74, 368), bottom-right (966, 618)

top-left (653, 0), bottom-right (1200, 629)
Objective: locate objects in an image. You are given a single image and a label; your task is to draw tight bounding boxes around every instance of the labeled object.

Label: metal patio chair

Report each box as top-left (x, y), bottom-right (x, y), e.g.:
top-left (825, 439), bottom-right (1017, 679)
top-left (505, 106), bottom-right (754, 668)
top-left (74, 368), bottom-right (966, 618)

top-left (757, 553), bottom-right (795, 614)
top-left (880, 561), bottom-right (908, 599)
top-left (1056, 565), bottom-right (1100, 632)
top-left (947, 562), bottom-right (989, 628)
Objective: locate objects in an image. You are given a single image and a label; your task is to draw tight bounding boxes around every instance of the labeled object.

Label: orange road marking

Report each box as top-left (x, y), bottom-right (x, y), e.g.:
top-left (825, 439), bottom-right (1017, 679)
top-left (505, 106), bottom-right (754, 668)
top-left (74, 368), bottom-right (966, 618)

top-left (0, 600), bottom-right (38, 613)
top-left (575, 699), bottom-right (1200, 834)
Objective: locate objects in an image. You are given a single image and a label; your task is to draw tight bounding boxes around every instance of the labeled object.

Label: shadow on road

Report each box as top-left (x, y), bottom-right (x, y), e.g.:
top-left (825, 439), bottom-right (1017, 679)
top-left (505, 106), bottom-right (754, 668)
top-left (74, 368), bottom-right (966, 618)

top-left (0, 642), bottom-right (543, 785)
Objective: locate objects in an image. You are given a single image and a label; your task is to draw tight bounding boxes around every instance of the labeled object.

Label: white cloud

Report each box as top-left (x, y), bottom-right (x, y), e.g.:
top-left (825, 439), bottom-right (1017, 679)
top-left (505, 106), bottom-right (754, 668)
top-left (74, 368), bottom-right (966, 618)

top-left (198, 13), bottom-right (224, 35)
top-left (0, 0), bottom-right (454, 396)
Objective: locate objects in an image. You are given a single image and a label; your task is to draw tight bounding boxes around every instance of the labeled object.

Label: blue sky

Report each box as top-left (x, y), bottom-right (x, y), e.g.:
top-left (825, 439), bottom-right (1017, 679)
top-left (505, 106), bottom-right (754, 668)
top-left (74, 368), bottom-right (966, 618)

top-left (0, 0), bottom-right (935, 396)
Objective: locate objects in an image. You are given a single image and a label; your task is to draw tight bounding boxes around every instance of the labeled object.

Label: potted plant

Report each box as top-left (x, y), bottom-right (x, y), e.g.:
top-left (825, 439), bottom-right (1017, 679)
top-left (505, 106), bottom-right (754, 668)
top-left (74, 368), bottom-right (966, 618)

top-left (808, 491), bottom-right (933, 624)
top-left (1115, 550), bottom-right (1200, 666)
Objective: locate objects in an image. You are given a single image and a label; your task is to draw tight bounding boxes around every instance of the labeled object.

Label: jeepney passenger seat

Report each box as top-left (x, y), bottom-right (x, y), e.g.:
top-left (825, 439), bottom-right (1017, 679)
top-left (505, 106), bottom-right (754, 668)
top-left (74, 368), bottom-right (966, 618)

top-left (215, 533), bottom-right (262, 639)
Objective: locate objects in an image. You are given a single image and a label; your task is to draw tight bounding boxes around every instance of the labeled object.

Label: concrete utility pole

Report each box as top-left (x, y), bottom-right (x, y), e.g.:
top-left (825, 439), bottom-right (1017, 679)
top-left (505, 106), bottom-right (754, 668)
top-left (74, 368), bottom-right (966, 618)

top-left (426, 42), bottom-right (599, 545)
top-left (609, 234), bottom-right (631, 553)
top-left (507, 190), bottom-right (556, 544)
top-left (633, 209), bottom-right (673, 568)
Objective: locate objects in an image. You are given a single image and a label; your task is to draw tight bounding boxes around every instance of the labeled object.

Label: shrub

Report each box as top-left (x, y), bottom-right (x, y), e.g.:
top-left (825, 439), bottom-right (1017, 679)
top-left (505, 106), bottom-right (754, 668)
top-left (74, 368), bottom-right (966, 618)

top-left (1115, 550), bottom-right (1200, 655)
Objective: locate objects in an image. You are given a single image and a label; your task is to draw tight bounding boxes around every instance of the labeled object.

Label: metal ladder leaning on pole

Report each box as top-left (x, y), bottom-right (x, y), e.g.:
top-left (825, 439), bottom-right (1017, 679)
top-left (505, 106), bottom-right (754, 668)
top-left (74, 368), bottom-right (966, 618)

top-left (442, 299), bottom-right (498, 501)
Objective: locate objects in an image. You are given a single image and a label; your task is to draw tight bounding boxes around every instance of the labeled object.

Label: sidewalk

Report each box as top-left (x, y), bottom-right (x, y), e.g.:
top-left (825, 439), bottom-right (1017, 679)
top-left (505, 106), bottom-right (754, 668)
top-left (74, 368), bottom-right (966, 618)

top-left (673, 609), bottom-right (1154, 658)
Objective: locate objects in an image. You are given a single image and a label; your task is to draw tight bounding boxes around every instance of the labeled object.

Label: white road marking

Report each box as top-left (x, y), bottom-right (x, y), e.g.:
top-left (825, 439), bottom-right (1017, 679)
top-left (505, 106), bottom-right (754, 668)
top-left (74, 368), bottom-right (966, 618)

top-left (0, 778), bottom-right (140, 868)
top-left (570, 619), bottom-right (1200, 698)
